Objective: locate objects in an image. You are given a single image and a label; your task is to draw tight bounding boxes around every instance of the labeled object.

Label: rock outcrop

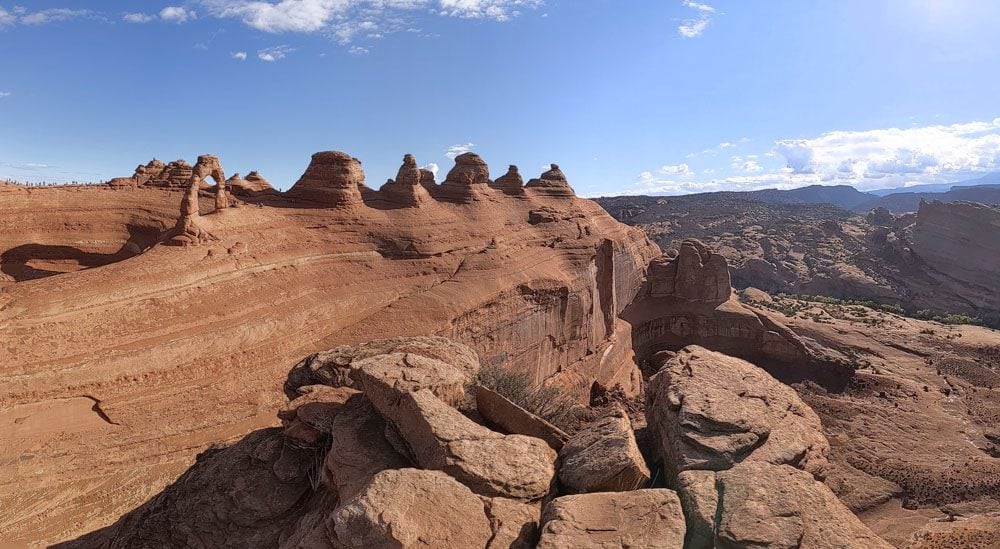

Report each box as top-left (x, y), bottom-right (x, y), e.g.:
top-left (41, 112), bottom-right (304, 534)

top-left (493, 165), bottom-right (525, 196)
top-left (681, 462), bottom-right (894, 549)
top-left (646, 345), bottom-right (830, 478)
top-left (437, 152), bottom-right (493, 202)
top-left (278, 385), bottom-right (358, 446)
top-left (911, 200), bottom-right (1000, 322)
top-left (379, 154), bottom-right (433, 207)
top-left (285, 336), bottom-right (480, 397)
top-left (557, 403), bottom-right (650, 493)
top-left (226, 171), bottom-right (274, 196)
top-left (537, 490), bottom-right (686, 548)
top-left (525, 164), bottom-right (575, 197)
top-left (286, 151), bottom-right (366, 207)
top-left (624, 240), bottom-right (853, 391)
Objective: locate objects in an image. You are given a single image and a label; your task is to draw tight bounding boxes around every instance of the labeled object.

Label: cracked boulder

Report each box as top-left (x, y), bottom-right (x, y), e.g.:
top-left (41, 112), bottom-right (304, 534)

top-left (356, 379), bottom-right (556, 501)
top-left (646, 345), bottom-right (829, 478)
top-left (277, 385), bottom-right (359, 446)
top-left (537, 489), bottom-right (686, 549)
top-left (557, 403), bottom-right (650, 493)
top-left (483, 497), bottom-right (540, 549)
top-left (679, 462), bottom-right (893, 549)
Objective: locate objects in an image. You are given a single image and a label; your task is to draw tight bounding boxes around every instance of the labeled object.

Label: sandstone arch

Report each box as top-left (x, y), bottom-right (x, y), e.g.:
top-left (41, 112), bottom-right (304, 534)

top-left (164, 154), bottom-right (227, 246)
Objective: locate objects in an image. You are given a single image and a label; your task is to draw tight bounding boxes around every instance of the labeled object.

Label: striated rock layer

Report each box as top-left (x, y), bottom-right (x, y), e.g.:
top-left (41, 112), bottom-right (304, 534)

top-left (0, 150), bottom-right (658, 544)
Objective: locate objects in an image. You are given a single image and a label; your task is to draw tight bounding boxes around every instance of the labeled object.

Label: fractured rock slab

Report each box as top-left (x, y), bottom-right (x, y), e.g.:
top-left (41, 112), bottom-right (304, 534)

top-left (557, 403), bottom-right (650, 493)
top-left (537, 489), bottom-right (686, 549)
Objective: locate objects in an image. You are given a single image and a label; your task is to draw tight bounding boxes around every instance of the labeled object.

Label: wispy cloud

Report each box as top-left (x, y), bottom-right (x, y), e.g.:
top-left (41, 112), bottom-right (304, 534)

top-left (258, 45), bottom-right (294, 61)
top-left (348, 45), bottom-right (369, 55)
top-left (18, 8), bottom-right (92, 26)
top-left (123, 12), bottom-right (156, 23)
top-left (0, 91), bottom-right (10, 98)
top-left (160, 6), bottom-right (197, 23)
top-left (232, 51), bottom-right (248, 60)
top-left (677, 0), bottom-right (716, 39)
top-left (446, 142), bottom-right (475, 159)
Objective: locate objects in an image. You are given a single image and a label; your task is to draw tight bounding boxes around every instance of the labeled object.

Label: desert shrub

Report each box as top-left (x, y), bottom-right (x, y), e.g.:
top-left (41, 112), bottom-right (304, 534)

top-left (475, 363), bottom-right (584, 433)
top-left (937, 314), bottom-right (982, 326)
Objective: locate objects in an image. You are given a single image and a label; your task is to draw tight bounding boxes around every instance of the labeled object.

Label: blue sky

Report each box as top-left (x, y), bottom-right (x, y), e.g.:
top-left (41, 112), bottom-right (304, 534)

top-left (2, 0), bottom-right (1000, 196)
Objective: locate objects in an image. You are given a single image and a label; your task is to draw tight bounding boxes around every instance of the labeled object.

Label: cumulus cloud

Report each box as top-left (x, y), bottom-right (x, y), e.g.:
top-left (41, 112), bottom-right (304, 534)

top-left (445, 142), bottom-right (475, 159)
top-left (773, 119), bottom-right (1000, 183)
top-left (232, 51), bottom-right (248, 60)
top-left (258, 45), bottom-right (294, 61)
top-left (123, 12), bottom-right (156, 23)
top-left (439, 0), bottom-right (543, 21)
top-left (658, 163), bottom-right (693, 176)
top-left (678, 0), bottom-right (716, 39)
top-left (421, 162), bottom-right (440, 177)
top-left (626, 118), bottom-right (1000, 196)
top-left (160, 6), bottom-right (197, 23)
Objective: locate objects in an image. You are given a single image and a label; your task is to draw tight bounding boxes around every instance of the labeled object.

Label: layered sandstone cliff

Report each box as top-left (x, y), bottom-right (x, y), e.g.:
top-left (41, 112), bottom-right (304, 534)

top-left (0, 150), bottom-right (658, 544)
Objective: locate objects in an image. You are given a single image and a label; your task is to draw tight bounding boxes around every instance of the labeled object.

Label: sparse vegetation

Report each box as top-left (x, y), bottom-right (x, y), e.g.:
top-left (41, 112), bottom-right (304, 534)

top-left (475, 363), bottom-right (584, 433)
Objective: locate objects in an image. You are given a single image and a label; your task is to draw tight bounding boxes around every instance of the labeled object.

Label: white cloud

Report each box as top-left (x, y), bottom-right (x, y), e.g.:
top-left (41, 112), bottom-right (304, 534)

top-left (0, 7), bottom-right (17, 26)
top-left (0, 91), bottom-right (10, 98)
top-left (719, 141), bottom-right (735, 148)
top-left (446, 142), bottom-right (475, 159)
top-left (348, 45), bottom-right (369, 54)
top-left (201, 0), bottom-right (542, 39)
top-left (677, 0), bottom-right (716, 39)
top-left (658, 163), bottom-right (692, 176)
top-left (20, 8), bottom-right (91, 25)
top-left (627, 117), bottom-right (1000, 196)
top-left (160, 6), bottom-right (197, 23)
top-left (258, 45), bottom-right (294, 61)
top-left (421, 162), bottom-right (440, 177)
top-left (232, 51), bottom-right (248, 60)
top-left (123, 12), bottom-right (156, 23)
top-left (773, 119), bottom-right (1000, 184)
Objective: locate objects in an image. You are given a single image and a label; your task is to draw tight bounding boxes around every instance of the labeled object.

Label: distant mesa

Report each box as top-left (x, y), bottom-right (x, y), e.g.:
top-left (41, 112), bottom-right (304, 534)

top-left (526, 164), bottom-right (575, 197)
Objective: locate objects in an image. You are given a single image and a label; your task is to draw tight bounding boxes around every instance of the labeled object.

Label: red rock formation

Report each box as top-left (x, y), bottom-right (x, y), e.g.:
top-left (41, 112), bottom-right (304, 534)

top-left (623, 240), bottom-right (852, 390)
top-left (493, 164), bottom-right (525, 196)
top-left (162, 154), bottom-right (227, 246)
top-left (286, 150), bottom-right (366, 207)
top-left (437, 152), bottom-right (493, 202)
top-left (526, 164), bottom-right (575, 197)
top-left (379, 154), bottom-right (434, 207)
top-left (0, 150), bottom-right (659, 543)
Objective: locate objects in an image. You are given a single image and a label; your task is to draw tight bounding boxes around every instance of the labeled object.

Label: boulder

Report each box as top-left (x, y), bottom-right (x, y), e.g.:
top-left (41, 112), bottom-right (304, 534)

top-left (286, 151), bottom-right (366, 207)
top-left (483, 497), bottom-right (540, 549)
top-left (905, 513), bottom-right (1000, 549)
top-left (284, 336), bottom-right (479, 398)
top-left (676, 470), bottom-right (719, 549)
top-left (557, 403), bottom-right (650, 493)
top-left (278, 385), bottom-right (359, 434)
top-left (322, 393), bottom-right (409, 501)
top-left (475, 385), bottom-right (568, 450)
top-left (646, 345), bottom-right (829, 478)
top-left (329, 468), bottom-right (493, 549)
top-left (537, 489), bottom-right (686, 549)
top-left (351, 352), bottom-right (471, 407)
top-left (361, 384), bottom-right (556, 501)
top-left (707, 462), bottom-right (893, 548)
top-left (525, 164), bottom-right (575, 197)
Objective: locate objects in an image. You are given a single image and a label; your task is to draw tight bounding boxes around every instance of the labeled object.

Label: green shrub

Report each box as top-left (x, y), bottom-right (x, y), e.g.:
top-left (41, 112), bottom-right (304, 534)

top-left (475, 363), bottom-right (583, 433)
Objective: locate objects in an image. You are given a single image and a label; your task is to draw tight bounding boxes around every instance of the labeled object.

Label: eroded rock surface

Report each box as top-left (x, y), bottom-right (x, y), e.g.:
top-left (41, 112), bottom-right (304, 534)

top-left (329, 468), bottom-right (493, 549)
top-left (557, 403), bottom-right (650, 493)
top-left (475, 385), bottom-right (568, 450)
top-left (286, 151), bottom-right (366, 207)
top-left (537, 489), bottom-right (686, 549)
top-left (646, 345), bottom-right (830, 478)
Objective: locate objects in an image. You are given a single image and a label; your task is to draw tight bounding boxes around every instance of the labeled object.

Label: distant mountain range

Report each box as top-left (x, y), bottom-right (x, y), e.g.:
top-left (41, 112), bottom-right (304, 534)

top-left (607, 173), bottom-right (1000, 213)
